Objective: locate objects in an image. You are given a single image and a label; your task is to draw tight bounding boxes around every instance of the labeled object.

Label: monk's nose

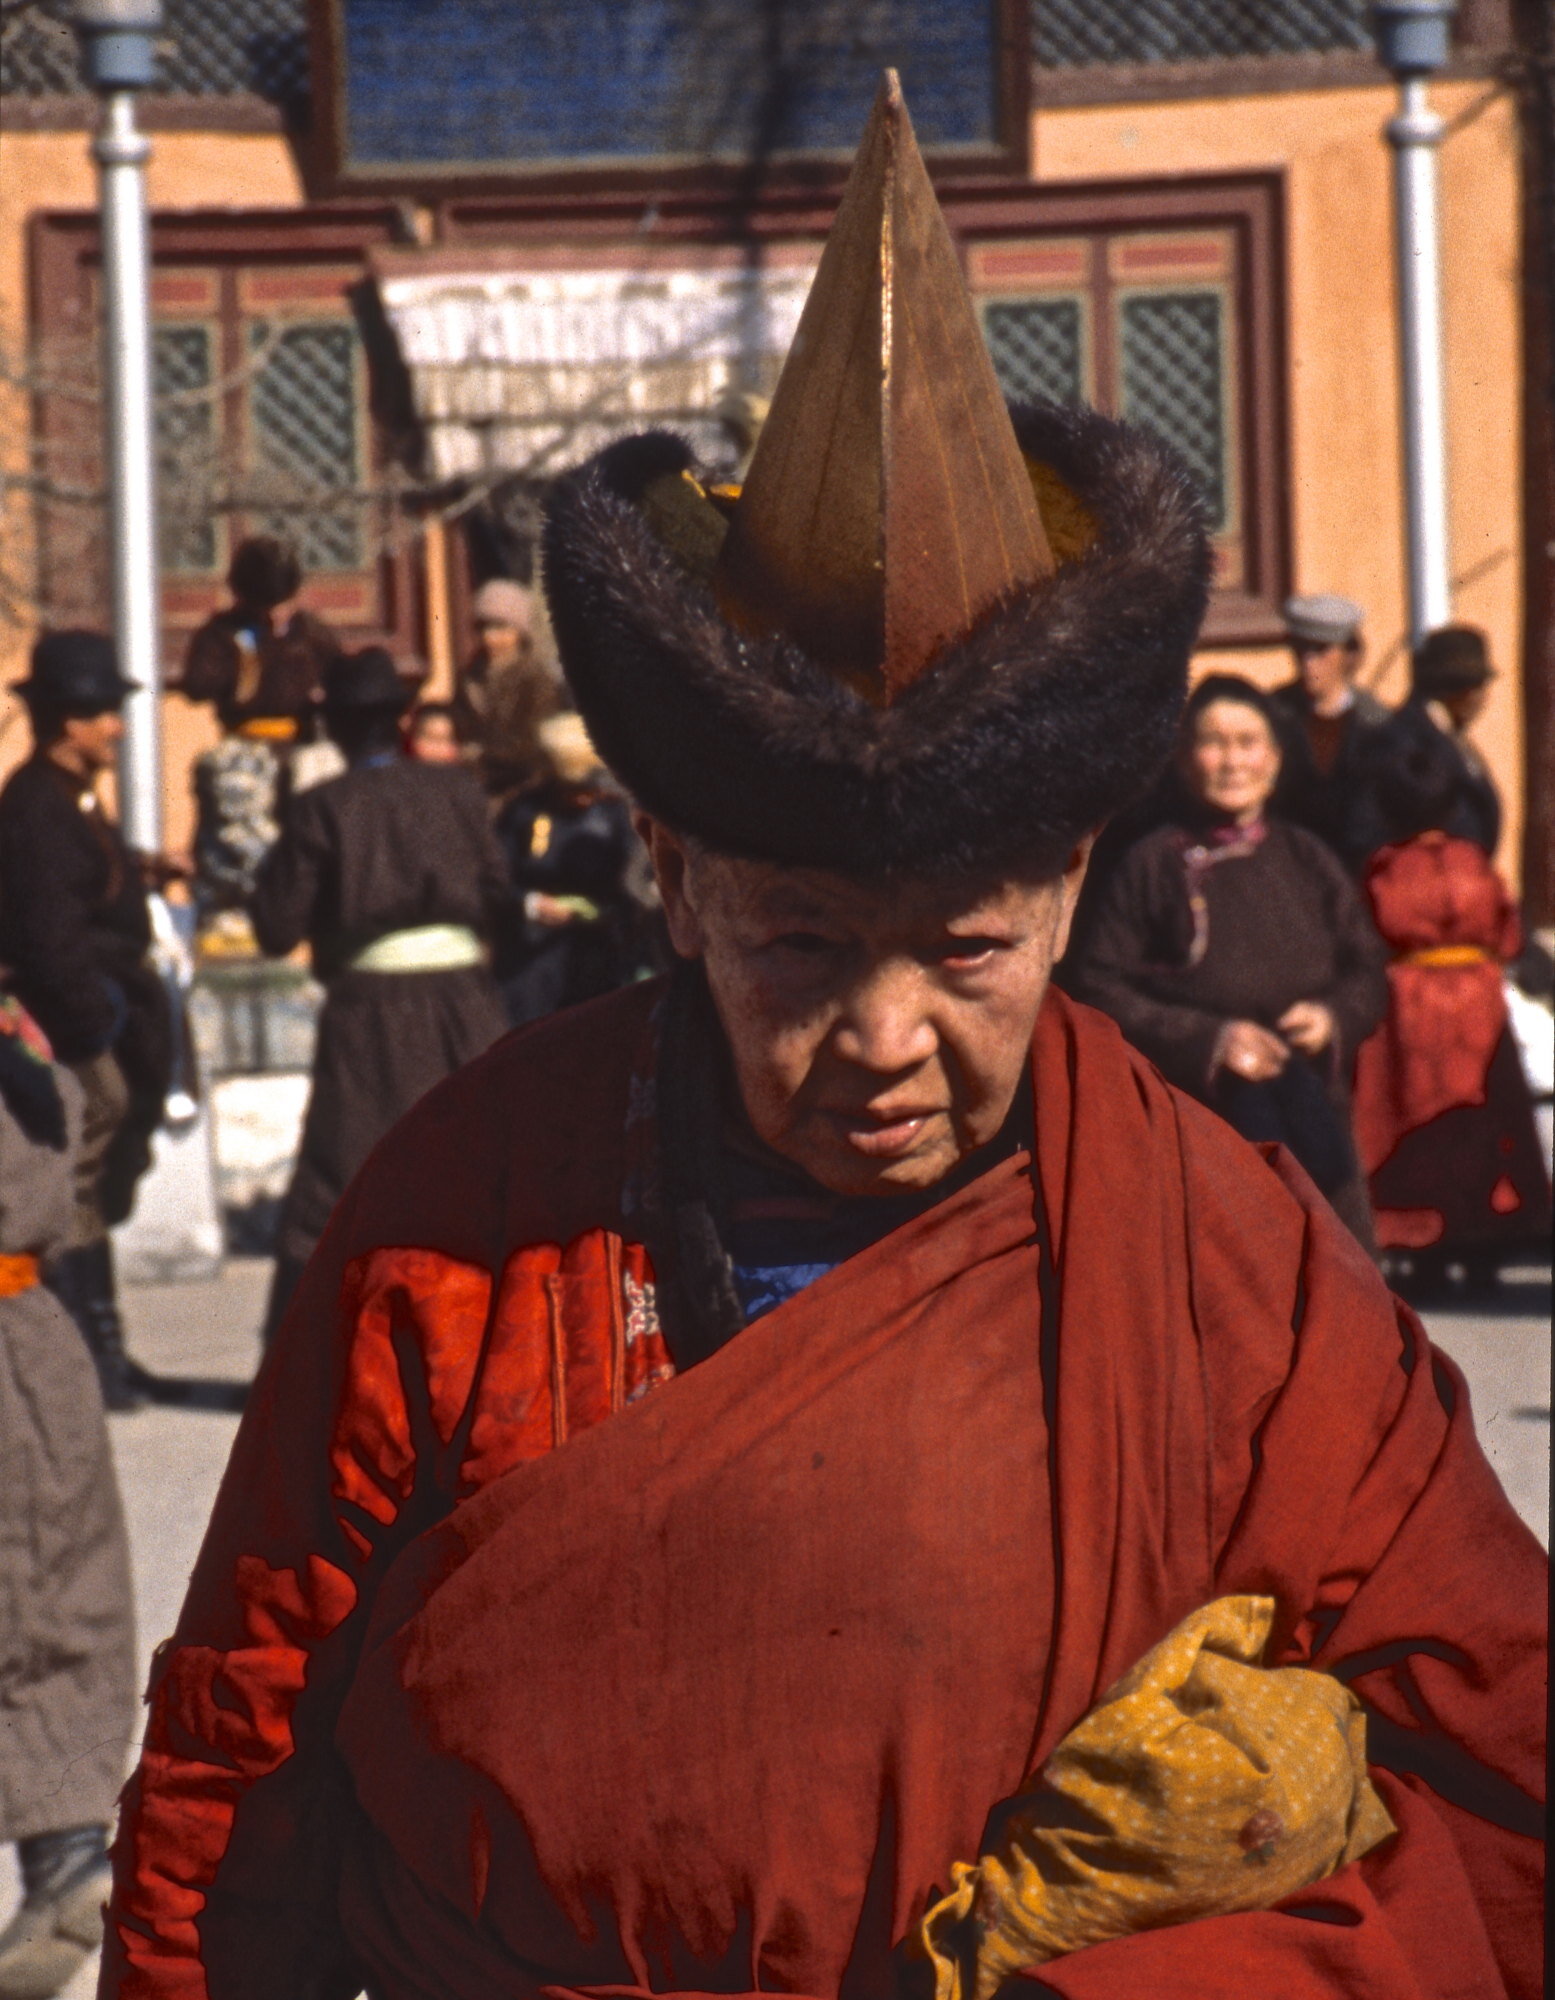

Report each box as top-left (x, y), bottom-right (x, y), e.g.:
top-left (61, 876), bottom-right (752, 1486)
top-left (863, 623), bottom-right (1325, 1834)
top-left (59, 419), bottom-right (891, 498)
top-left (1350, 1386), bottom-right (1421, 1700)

top-left (830, 962), bottom-right (939, 1074)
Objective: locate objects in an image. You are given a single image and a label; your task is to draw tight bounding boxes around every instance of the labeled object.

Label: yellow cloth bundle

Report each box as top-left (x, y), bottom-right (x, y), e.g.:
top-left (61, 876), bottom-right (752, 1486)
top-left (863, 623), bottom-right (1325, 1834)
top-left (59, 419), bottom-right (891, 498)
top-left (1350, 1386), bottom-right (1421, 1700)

top-left (916, 1597), bottom-right (1395, 2000)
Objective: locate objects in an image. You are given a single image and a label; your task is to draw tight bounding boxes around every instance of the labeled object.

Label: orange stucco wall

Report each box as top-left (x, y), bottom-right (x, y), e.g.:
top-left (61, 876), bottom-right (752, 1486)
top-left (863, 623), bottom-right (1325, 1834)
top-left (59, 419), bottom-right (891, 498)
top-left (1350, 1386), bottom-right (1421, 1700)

top-left (1033, 78), bottom-right (1524, 882)
top-left (0, 86), bottom-right (1527, 873)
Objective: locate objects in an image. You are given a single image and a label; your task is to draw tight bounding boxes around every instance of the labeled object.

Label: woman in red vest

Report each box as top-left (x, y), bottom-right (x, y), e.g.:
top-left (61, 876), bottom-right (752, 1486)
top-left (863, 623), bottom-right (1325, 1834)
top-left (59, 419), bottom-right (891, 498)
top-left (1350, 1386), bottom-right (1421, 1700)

top-left (1352, 721), bottom-right (1551, 1285)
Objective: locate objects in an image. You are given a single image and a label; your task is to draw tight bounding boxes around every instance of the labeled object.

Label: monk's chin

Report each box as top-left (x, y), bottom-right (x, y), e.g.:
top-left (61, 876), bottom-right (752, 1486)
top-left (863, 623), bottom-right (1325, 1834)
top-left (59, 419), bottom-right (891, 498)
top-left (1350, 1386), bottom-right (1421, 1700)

top-left (791, 1117), bottom-right (963, 1198)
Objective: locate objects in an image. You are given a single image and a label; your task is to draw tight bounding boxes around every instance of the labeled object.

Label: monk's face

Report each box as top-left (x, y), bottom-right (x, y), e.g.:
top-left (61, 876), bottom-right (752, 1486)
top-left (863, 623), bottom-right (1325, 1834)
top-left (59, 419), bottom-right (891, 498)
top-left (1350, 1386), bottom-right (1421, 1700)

top-left (644, 819), bottom-right (1090, 1197)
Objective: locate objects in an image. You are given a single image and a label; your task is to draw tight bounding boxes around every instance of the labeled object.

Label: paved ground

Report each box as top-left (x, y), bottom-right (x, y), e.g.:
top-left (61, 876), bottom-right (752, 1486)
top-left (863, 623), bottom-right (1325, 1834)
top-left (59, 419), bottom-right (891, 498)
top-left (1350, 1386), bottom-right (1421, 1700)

top-left (9, 1255), bottom-right (1548, 1997)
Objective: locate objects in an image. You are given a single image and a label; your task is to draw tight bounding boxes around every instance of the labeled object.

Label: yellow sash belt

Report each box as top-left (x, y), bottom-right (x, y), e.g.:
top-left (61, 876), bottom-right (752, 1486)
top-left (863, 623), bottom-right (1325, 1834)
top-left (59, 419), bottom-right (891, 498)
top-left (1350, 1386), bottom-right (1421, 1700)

top-left (1399, 944), bottom-right (1492, 968)
top-left (235, 716), bottom-right (299, 743)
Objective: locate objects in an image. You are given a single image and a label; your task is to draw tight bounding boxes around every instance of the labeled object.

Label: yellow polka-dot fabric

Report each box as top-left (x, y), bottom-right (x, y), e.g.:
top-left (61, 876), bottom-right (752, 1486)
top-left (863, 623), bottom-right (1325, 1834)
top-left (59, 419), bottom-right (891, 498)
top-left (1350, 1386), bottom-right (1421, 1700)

top-left (916, 1596), bottom-right (1396, 2000)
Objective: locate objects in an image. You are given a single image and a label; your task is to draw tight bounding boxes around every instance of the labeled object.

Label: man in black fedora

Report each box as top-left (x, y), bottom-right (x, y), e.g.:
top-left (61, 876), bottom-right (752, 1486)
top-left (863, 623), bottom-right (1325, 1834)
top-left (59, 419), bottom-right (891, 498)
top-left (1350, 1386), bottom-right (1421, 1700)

top-left (248, 645), bottom-right (509, 1340)
top-left (0, 630), bottom-right (169, 1410)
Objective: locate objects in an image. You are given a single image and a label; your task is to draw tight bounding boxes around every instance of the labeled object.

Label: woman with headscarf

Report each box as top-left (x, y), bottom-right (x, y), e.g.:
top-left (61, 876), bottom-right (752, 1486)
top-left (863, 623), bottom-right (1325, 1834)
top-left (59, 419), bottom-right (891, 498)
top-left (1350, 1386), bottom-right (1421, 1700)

top-left (1063, 673), bottom-right (1387, 1244)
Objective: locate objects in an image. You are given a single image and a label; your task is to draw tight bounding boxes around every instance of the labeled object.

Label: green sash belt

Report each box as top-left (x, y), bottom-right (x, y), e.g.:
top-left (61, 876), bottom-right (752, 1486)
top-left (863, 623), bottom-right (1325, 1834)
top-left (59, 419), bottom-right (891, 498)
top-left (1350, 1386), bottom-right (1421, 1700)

top-left (348, 924), bottom-right (484, 974)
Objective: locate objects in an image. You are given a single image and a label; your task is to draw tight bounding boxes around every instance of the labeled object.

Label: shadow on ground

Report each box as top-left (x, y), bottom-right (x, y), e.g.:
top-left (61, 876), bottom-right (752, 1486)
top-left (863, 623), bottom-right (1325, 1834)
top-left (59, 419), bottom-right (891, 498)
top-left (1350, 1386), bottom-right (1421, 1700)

top-left (140, 1372), bottom-right (250, 1414)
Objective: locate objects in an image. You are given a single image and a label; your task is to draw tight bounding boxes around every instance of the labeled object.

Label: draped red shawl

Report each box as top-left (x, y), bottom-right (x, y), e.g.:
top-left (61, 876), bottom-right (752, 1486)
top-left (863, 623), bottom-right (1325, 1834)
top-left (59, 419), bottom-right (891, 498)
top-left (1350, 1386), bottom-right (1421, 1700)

top-left (328, 993), bottom-right (1544, 2000)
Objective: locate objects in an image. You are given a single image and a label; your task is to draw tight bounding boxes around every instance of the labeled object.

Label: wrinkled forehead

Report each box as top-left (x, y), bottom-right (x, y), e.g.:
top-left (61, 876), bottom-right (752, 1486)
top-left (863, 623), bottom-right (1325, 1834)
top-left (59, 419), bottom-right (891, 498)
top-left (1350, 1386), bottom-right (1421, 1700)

top-left (688, 843), bottom-right (1057, 937)
top-left (1190, 697), bottom-right (1277, 743)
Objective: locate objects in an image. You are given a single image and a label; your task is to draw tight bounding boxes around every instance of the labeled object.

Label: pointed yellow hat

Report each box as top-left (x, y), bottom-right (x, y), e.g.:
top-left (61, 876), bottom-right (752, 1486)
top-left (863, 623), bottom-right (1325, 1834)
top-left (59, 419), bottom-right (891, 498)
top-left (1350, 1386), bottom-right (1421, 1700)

top-left (542, 78), bottom-right (1212, 878)
top-left (714, 71), bottom-right (1055, 704)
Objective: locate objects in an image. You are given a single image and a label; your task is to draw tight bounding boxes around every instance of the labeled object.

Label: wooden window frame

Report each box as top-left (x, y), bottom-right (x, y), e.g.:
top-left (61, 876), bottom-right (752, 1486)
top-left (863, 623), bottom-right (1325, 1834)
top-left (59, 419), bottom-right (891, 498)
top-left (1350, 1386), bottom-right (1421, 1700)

top-left (28, 172), bottom-right (1289, 660)
top-left (28, 202), bottom-right (421, 660)
top-left (942, 174), bottom-right (1289, 643)
top-left (436, 169), bottom-right (1292, 645)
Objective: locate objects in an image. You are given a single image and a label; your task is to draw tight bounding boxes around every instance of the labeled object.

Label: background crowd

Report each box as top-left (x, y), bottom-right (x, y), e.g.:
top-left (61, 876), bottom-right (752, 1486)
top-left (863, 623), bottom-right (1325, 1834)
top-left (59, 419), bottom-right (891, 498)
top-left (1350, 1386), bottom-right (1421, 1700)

top-left (1, 537), bottom-right (1550, 1414)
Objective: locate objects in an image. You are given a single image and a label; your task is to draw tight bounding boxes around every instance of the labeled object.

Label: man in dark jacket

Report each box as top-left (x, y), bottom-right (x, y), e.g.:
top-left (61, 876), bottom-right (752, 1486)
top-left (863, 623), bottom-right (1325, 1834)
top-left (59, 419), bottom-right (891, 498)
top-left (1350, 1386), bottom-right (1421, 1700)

top-left (1269, 592), bottom-right (1393, 869)
top-left (493, 712), bottom-right (649, 1026)
top-left (1369, 625), bottom-right (1502, 857)
top-left (249, 646), bottom-right (510, 1341)
top-left (0, 631), bottom-right (167, 1409)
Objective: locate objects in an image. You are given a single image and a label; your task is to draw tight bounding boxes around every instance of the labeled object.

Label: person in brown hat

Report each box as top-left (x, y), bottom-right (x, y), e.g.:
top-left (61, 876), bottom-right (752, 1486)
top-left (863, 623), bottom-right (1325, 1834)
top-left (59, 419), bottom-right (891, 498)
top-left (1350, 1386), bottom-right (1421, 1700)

top-left (1368, 623), bottom-right (1502, 856)
top-left (179, 536), bottom-right (341, 740)
top-left (101, 80), bottom-right (1541, 2000)
top-left (452, 576), bottom-right (565, 798)
top-left (245, 646), bottom-right (510, 1340)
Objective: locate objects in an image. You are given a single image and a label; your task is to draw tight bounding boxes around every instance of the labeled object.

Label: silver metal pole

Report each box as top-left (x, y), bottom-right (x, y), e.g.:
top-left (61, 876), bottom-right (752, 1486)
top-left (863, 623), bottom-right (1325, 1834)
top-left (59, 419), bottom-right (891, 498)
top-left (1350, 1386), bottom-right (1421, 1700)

top-left (1386, 76), bottom-right (1453, 645)
top-left (93, 85), bottom-right (162, 854)
top-left (1373, 3), bottom-right (1457, 648)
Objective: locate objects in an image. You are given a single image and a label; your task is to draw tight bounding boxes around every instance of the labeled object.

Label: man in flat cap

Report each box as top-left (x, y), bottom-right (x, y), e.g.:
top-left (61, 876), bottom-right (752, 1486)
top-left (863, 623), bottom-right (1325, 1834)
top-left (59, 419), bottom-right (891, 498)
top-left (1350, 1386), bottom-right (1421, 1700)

top-left (102, 80), bottom-right (1541, 2000)
top-left (0, 632), bottom-right (167, 1410)
top-left (1270, 591), bottom-right (1393, 870)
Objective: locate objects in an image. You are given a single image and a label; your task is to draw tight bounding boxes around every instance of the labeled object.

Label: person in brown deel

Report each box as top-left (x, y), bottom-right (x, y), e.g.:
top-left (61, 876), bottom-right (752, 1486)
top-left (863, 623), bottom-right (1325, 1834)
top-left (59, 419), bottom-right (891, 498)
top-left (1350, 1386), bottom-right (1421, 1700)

top-left (1064, 673), bottom-right (1387, 1245)
top-left (451, 576), bottom-right (563, 798)
top-left (0, 633), bottom-right (168, 1410)
top-left (179, 537), bottom-right (343, 922)
top-left (0, 997), bottom-right (135, 2000)
top-left (179, 535), bottom-right (340, 740)
top-left (101, 80), bottom-right (1542, 2000)
top-left (248, 646), bottom-right (509, 1341)
top-left (1268, 592), bottom-right (1393, 870)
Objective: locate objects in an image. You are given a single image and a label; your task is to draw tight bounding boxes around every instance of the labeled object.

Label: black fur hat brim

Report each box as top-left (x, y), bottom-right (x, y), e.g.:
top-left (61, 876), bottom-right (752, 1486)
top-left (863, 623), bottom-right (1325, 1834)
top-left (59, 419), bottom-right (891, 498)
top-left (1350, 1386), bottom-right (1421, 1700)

top-left (542, 401), bottom-right (1212, 878)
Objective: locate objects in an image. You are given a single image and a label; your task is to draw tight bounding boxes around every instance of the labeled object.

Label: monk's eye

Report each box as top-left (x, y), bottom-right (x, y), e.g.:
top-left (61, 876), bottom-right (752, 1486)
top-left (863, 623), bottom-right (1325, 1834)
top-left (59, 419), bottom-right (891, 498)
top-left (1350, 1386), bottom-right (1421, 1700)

top-left (935, 937), bottom-right (1002, 966)
top-left (772, 931), bottom-right (839, 956)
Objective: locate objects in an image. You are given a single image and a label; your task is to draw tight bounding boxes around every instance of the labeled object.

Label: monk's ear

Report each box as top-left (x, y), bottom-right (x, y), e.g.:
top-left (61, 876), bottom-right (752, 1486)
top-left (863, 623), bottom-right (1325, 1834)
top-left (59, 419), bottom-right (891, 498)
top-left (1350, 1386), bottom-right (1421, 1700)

top-left (636, 813), bottom-right (705, 960)
top-left (1050, 831), bottom-right (1097, 962)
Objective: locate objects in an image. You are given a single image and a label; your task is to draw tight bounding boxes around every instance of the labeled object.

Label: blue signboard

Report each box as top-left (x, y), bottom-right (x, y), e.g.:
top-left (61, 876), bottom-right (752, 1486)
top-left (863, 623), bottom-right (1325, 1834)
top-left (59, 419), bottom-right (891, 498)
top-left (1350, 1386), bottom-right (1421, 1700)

top-left (317, 0), bottom-right (1018, 183)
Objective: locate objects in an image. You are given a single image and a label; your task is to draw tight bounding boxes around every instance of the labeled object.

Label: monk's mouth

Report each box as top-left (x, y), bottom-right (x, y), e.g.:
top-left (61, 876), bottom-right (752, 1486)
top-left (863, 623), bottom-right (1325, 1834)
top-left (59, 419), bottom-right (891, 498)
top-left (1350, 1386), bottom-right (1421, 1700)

top-left (826, 1110), bottom-right (938, 1158)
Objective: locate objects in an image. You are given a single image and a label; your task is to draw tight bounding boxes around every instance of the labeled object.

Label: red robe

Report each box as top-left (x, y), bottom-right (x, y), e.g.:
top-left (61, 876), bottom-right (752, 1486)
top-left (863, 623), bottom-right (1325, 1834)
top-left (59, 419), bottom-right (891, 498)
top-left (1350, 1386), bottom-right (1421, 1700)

top-left (1352, 833), bottom-right (1550, 1250)
top-left (100, 982), bottom-right (1545, 2000)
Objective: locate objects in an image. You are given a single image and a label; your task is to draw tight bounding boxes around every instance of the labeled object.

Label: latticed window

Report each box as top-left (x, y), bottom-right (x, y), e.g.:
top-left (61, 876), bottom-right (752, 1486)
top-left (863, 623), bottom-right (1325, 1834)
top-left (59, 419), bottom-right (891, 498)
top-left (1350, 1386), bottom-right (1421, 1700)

top-left (973, 223), bottom-right (1247, 578)
top-left (34, 215), bottom-right (404, 650)
top-left (248, 321), bottom-right (363, 571)
top-left (981, 298), bottom-right (1087, 409)
top-left (1033, 0), bottom-right (1371, 69)
top-left (153, 325), bottom-right (220, 574)
top-left (1119, 292), bottom-right (1227, 530)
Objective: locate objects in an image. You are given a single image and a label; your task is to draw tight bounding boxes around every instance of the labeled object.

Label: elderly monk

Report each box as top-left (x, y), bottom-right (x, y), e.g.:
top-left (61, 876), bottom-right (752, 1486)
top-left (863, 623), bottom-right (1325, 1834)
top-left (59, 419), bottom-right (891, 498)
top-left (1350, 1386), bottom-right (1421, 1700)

top-left (101, 79), bottom-right (1542, 2000)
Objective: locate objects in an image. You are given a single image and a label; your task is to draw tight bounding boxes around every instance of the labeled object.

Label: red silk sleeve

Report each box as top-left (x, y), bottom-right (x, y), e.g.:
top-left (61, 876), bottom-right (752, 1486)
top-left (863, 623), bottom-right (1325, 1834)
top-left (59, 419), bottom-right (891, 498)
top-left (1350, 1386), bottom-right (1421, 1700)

top-left (99, 1188), bottom-right (499, 2000)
